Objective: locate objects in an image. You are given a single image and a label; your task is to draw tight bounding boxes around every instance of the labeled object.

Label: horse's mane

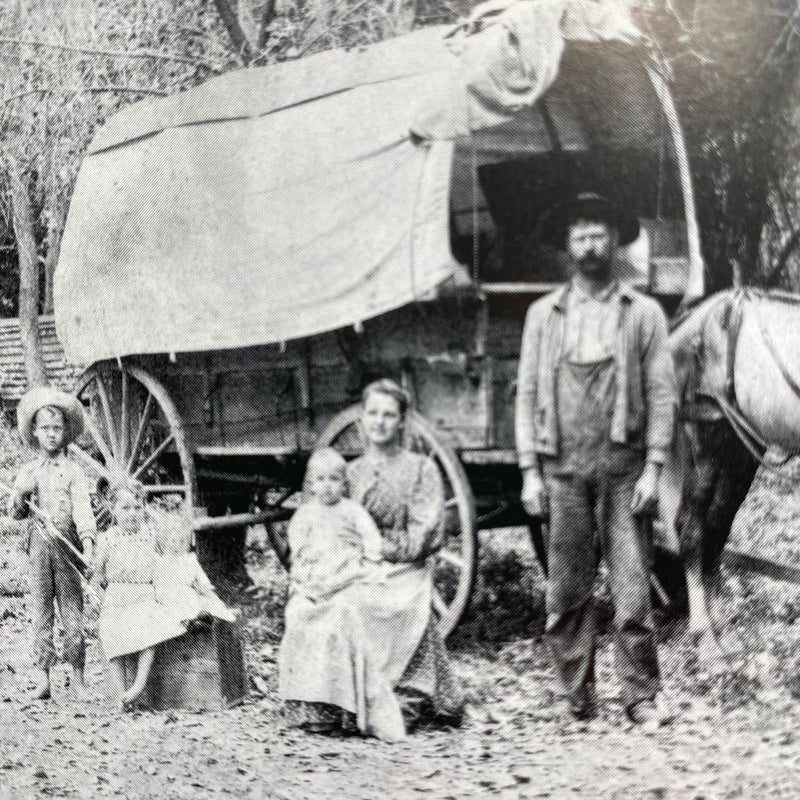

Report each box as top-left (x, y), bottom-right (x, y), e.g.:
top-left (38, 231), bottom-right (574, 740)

top-left (668, 289), bottom-right (733, 354)
top-left (668, 289), bottom-right (733, 334)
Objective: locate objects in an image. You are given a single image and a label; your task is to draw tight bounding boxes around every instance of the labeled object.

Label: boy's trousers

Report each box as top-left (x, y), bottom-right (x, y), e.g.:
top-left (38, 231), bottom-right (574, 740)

top-left (28, 528), bottom-right (85, 671)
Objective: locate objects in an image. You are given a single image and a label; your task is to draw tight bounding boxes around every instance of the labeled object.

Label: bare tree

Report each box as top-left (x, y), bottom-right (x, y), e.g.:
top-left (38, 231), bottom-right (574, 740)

top-left (8, 159), bottom-right (46, 387)
top-left (0, 0), bottom-right (233, 385)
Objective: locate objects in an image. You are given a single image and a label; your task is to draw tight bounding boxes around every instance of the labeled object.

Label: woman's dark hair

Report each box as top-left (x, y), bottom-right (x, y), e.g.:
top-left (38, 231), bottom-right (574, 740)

top-left (361, 379), bottom-right (410, 417)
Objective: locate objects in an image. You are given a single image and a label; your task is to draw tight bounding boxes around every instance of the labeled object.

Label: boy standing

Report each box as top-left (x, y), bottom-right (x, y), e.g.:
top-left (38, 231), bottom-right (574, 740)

top-left (9, 387), bottom-right (96, 699)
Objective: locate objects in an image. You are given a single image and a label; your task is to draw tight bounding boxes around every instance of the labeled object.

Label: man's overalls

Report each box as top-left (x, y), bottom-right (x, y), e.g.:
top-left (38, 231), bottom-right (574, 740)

top-left (542, 347), bottom-right (660, 714)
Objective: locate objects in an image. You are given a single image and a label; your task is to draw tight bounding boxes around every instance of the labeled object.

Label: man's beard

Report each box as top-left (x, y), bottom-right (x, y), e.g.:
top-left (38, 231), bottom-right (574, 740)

top-left (577, 253), bottom-right (612, 275)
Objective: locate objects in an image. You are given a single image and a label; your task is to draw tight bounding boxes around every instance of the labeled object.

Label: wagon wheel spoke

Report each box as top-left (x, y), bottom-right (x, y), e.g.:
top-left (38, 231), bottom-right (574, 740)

top-left (93, 369), bottom-right (118, 461)
top-left (119, 368), bottom-right (130, 464)
top-left (437, 549), bottom-right (464, 570)
top-left (80, 413), bottom-right (116, 468)
top-left (132, 433), bottom-right (176, 482)
top-left (127, 393), bottom-right (154, 473)
top-left (432, 588), bottom-right (448, 619)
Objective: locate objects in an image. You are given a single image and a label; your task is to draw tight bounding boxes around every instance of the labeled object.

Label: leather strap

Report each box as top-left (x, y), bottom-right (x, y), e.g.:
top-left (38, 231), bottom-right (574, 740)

top-left (725, 289), bottom-right (746, 404)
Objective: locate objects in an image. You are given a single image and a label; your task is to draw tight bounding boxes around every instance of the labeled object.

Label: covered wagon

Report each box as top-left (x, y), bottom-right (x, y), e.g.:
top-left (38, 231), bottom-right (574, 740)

top-left (55, 0), bottom-right (703, 634)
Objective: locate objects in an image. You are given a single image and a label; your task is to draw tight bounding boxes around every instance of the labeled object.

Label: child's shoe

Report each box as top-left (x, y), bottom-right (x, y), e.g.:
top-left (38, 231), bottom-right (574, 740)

top-left (31, 668), bottom-right (51, 700)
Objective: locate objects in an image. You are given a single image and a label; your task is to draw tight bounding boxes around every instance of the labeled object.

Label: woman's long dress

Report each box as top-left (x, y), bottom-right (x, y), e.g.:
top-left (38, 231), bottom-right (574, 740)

top-left (348, 449), bottom-right (465, 719)
top-left (94, 528), bottom-right (186, 659)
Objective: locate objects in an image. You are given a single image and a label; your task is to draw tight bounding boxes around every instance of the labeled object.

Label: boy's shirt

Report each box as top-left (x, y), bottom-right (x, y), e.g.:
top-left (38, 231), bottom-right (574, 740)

top-left (9, 453), bottom-right (97, 546)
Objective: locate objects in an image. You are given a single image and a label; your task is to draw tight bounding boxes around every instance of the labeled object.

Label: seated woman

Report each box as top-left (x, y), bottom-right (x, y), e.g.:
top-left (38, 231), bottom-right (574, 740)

top-left (347, 379), bottom-right (465, 729)
top-left (278, 448), bottom-right (404, 742)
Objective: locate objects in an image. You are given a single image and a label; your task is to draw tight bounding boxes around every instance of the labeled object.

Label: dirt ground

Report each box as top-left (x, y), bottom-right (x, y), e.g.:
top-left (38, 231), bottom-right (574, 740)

top-left (2, 527), bottom-right (800, 800)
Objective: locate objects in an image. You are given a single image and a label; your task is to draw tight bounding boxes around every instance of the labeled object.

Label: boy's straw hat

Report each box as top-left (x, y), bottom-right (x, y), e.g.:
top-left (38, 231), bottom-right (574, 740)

top-left (17, 386), bottom-right (86, 447)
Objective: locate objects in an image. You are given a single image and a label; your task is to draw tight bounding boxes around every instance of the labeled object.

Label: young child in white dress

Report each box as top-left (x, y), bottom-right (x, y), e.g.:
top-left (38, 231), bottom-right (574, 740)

top-left (288, 447), bottom-right (384, 602)
top-left (154, 520), bottom-right (236, 626)
top-left (279, 448), bottom-right (403, 741)
top-left (92, 483), bottom-right (186, 709)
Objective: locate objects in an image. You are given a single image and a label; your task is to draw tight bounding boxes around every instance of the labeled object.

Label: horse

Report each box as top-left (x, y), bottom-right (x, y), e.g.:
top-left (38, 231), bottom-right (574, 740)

top-left (661, 288), bottom-right (800, 651)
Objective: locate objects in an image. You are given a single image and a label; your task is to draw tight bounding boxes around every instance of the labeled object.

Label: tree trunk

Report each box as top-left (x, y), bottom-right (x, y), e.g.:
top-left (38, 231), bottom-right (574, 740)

top-left (9, 161), bottom-right (48, 388)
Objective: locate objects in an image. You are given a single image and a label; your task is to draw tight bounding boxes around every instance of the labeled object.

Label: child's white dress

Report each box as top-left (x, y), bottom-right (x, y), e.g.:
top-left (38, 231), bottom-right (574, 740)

top-left (154, 553), bottom-right (235, 623)
top-left (279, 497), bottom-right (404, 742)
top-left (94, 527), bottom-right (186, 659)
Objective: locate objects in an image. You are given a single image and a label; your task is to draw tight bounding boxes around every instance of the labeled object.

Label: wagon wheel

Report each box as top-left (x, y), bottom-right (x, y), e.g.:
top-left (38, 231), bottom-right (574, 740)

top-left (317, 405), bottom-right (478, 638)
top-left (73, 363), bottom-right (197, 524)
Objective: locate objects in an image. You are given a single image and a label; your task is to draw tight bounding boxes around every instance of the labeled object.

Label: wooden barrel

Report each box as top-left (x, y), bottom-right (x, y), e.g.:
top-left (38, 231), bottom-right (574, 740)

top-left (148, 620), bottom-right (248, 711)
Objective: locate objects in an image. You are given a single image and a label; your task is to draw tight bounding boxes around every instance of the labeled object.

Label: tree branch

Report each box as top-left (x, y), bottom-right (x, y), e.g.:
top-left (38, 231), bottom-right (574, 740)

top-left (213, 0), bottom-right (254, 64)
top-left (2, 85), bottom-right (168, 109)
top-left (0, 37), bottom-right (216, 68)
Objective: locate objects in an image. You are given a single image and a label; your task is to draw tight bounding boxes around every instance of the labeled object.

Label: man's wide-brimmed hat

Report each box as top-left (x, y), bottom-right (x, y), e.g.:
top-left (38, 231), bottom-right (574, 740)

top-left (538, 192), bottom-right (641, 249)
top-left (17, 386), bottom-right (85, 447)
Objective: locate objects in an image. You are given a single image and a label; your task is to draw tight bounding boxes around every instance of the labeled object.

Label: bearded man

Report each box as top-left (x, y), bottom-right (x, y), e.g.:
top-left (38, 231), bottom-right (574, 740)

top-left (515, 193), bottom-right (676, 725)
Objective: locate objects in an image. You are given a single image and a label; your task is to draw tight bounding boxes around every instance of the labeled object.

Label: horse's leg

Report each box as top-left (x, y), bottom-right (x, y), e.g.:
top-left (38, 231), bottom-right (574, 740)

top-left (677, 423), bottom-right (729, 661)
top-left (701, 429), bottom-right (758, 626)
top-left (679, 503), bottom-right (715, 639)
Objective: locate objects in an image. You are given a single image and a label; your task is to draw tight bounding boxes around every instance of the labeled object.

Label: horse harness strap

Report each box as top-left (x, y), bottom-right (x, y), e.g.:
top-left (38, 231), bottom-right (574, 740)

top-left (720, 290), bottom-right (769, 454)
top-left (695, 289), bottom-right (780, 480)
top-left (724, 289), bottom-right (746, 406)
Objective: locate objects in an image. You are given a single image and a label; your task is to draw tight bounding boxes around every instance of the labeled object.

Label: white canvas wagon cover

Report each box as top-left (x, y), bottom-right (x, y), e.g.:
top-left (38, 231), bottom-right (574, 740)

top-left (55, 0), bottom-right (642, 362)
